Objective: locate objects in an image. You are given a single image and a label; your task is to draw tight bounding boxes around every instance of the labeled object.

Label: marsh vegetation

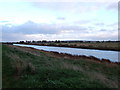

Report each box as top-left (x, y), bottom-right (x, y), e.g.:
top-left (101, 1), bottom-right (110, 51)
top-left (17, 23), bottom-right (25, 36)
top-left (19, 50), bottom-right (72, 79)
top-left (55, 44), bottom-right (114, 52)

top-left (2, 44), bottom-right (120, 88)
top-left (15, 40), bottom-right (120, 51)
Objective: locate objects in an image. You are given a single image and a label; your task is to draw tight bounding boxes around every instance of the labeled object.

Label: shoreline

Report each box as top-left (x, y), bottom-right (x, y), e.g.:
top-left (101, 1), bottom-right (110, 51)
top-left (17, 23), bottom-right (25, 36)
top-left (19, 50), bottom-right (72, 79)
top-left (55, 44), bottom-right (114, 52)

top-left (13, 44), bottom-right (120, 65)
top-left (15, 43), bottom-right (120, 52)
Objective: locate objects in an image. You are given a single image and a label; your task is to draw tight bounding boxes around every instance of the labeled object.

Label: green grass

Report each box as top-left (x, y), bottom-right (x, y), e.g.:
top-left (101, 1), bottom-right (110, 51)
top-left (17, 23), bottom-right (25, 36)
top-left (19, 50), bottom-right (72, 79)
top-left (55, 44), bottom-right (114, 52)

top-left (2, 44), bottom-right (120, 88)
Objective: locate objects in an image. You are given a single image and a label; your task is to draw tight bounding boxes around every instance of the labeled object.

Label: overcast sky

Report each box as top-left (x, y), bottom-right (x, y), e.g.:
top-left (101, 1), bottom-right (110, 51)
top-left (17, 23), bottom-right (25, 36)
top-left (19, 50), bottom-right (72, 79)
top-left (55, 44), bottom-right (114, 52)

top-left (0, 0), bottom-right (119, 42)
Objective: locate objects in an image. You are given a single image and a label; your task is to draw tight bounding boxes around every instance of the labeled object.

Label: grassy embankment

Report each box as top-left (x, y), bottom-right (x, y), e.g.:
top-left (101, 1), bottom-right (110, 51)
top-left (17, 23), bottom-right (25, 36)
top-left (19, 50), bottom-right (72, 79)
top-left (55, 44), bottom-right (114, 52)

top-left (22, 42), bottom-right (120, 51)
top-left (2, 44), bottom-right (120, 88)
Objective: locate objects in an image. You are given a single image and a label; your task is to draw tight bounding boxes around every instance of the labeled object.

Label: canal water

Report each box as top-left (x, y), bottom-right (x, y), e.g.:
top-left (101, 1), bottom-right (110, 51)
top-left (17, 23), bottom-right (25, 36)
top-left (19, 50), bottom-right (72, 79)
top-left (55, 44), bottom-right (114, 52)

top-left (14, 44), bottom-right (119, 62)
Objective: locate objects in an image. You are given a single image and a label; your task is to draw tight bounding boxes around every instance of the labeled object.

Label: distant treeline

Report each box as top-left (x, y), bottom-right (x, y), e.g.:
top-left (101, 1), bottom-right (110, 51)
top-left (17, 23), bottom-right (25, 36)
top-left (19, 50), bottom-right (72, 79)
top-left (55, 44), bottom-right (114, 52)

top-left (17, 40), bottom-right (120, 44)
top-left (2, 40), bottom-right (120, 44)
top-left (18, 40), bottom-right (120, 43)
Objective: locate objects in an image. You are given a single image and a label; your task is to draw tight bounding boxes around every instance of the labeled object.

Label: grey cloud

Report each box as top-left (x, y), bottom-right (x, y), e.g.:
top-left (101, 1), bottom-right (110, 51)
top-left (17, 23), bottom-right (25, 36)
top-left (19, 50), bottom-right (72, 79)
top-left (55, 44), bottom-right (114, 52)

top-left (89, 35), bottom-right (118, 41)
top-left (2, 21), bottom-right (118, 41)
top-left (106, 22), bottom-right (118, 27)
top-left (57, 17), bottom-right (66, 20)
top-left (87, 26), bottom-right (95, 30)
top-left (111, 22), bottom-right (117, 26)
top-left (95, 23), bottom-right (105, 26)
top-left (2, 21), bottom-right (90, 41)
top-left (2, 21), bottom-right (59, 34)
top-left (100, 29), bottom-right (107, 31)
top-left (2, 33), bottom-right (26, 42)
top-left (107, 3), bottom-right (118, 10)
top-left (2, 21), bottom-right (88, 35)
top-left (60, 25), bottom-right (87, 31)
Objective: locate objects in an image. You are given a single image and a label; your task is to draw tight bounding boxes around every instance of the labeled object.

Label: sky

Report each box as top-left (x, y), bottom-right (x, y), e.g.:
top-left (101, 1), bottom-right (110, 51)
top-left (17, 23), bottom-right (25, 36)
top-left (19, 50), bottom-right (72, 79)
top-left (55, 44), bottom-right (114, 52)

top-left (0, 0), bottom-right (119, 42)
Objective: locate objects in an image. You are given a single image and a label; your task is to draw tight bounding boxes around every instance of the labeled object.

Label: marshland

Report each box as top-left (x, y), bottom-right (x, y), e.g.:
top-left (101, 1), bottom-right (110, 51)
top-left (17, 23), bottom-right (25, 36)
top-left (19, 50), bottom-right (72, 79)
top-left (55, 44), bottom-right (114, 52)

top-left (2, 43), bottom-right (120, 88)
top-left (16, 40), bottom-right (120, 51)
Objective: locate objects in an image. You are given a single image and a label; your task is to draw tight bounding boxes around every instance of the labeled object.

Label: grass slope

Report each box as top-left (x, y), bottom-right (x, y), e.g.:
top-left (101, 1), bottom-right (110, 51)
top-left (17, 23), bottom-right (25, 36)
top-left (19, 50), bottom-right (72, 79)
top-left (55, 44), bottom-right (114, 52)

top-left (2, 44), bottom-right (120, 88)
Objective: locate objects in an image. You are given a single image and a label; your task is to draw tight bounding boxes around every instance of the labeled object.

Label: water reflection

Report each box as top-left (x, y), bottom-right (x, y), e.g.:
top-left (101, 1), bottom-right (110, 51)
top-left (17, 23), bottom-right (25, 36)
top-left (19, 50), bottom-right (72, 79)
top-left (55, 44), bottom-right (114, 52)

top-left (14, 44), bottom-right (119, 62)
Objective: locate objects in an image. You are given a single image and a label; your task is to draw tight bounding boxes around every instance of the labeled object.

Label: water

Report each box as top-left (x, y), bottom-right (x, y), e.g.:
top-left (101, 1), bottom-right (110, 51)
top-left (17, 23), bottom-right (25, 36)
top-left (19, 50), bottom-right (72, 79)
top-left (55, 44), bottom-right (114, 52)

top-left (13, 44), bottom-right (119, 62)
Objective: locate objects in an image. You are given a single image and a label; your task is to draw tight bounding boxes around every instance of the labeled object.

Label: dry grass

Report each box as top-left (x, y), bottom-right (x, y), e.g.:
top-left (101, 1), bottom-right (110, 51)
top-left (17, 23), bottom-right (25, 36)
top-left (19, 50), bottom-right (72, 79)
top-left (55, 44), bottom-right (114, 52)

top-left (62, 62), bottom-right (83, 72)
top-left (61, 61), bottom-right (119, 88)
top-left (7, 52), bottom-right (36, 76)
top-left (3, 44), bottom-right (119, 88)
top-left (87, 72), bottom-right (119, 88)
